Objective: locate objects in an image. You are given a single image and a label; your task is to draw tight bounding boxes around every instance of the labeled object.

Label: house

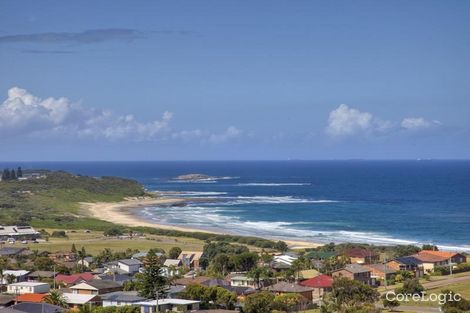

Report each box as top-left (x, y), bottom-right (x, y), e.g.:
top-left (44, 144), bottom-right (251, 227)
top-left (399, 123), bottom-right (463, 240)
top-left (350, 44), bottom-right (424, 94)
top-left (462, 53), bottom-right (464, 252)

top-left (78, 257), bottom-right (94, 268)
top-left (178, 251), bottom-right (203, 269)
top-left (265, 281), bottom-right (315, 302)
top-left (55, 273), bottom-right (95, 287)
top-left (363, 264), bottom-right (396, 281)
top-left (413, 250), bottom-right (467, 273)
top-left (61, 293), bottom-right (101, 308)
top-left (136, 299), bottom-right (200, 313)
top-left (1, 270), bottom-right (29, 284)
top-left (173, 276), bottom-right (212, 287)
top-left (1, 302), bottom-right (64, 313)
top-left (273, 254), bottom-right (298, 267)
top-left (332, 264), bottom-right (372, 285)
top-left (162, 259), bottom-right (182, 277)
top-left (48, 252), bottom-right (76, 262)
top-left (343, 248), bottom-right (379, 264)
top-left (0, 248), bottom-right (29, 257)
top-left (299, 274), bottom-right (333, 299)
top-left (387, 256), bottom-right (424, 277)
top-left (101, 291), bottom-right (147, 307)
top-left (7, 282), bottom-right (50, 294)
top-left (16, 293), bottom-right (46, 303)
top-left (229, 275), bottom-right (257, 289)
top-left (96, 273), bottom-right (134, 286)
top-left (26, 271), bottom-right (56, 282)
top-left (70, 279), bottom-right (122, 295)
top-left (105, 259), bottom-right (142, 274)
top-left (0, 226), bottom-right (39, 241)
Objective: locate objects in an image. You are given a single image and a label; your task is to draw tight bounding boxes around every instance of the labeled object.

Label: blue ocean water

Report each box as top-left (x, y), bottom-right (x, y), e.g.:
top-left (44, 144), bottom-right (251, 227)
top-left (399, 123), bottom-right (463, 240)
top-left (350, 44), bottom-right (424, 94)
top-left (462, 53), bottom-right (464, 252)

top-left (3, 161), bottom-right (470, 250)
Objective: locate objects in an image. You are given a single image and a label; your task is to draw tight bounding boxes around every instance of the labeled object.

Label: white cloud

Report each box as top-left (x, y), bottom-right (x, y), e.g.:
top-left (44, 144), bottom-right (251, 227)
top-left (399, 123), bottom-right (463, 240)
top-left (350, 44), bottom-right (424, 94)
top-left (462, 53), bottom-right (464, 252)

top-left (208, 126), bottom-right (242, 143)
top-left (0, 87), bottom-right (243, 144)
top-left (326, 104), bottom-right (374, 136)
top-left (401, 117), bottom-right (440, 130)
top-left (0, 87), bottom-right (172, 140)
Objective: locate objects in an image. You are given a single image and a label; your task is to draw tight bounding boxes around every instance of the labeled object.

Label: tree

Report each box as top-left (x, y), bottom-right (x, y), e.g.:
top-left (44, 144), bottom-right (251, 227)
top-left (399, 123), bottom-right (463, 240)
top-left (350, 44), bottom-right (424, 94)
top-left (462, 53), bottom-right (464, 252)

top-left (71, 243), bottom-right (77, 254)
top-left (244, 291), bottom-right (275, 313)
top-left (2, 169), bottom-right (10, 181)
top-left (272, 293), bottom-right (303, 312)
top-left (231, 252), bottom-right (259, 272)
top-left (44, 289), bottom-right (68, 308)
top-left (104, 226), bottom-right (124, 237)
top-left (77, 246), bottom-right (87, 269)
top-left (274, 240), bottom-right (289, 252)
top-left (34, 256), bottom-right (56, 271)
top-left (17, 167), bottom-right (23, 178)
top-left (422, 244), bottom-right (438, 251)
top-left (395, 278), bottom-right (424, 295)
top-left (10, 169), bottom-right (16, 180)
top-left (247, 266), bottom-right (271, 289)
top-left (441, 290), bottom-right (470, 313)
top-left (168, 246), bottom-right (182, 259)
top-left (321, 277), bottom-right (379, 313)
top-left (209, 253), bottom-right (232, 276)
top-left (382, 294), bottom-right (400, 311)
top-left (6, 274), bottom-right (16, 284)
top-left (135, 250), bottom-right (168, 299)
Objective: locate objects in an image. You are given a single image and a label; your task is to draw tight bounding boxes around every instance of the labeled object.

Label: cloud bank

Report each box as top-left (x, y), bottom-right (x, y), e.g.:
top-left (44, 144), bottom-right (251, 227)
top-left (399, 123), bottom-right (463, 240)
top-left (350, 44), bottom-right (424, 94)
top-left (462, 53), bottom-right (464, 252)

top-left (0, 87), bottom-right (240, 144)
top-left (326, 104), bottom-right (440, 137)
top-left (0, 29), bottom-right (145, 45)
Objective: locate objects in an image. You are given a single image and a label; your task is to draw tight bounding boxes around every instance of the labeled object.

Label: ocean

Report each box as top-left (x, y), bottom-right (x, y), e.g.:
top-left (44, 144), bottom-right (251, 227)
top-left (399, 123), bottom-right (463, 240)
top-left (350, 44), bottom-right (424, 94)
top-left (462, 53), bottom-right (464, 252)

top-left (3, 160), bottom-right (470, 251)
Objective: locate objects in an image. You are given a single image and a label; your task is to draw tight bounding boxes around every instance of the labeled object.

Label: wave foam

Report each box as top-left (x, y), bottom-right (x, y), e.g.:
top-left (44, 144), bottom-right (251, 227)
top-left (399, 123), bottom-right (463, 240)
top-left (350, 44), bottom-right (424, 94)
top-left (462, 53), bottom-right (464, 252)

top-left (237, 183), bottom-right (311, 186)
top-left (222, 196), bottom-right (338, 205)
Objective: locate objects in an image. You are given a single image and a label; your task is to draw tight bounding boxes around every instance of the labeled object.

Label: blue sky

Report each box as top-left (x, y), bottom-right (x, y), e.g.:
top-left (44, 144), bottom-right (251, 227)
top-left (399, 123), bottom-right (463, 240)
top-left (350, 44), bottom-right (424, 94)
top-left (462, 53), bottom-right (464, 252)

top-left (0, 0), bottom-right (469, 160)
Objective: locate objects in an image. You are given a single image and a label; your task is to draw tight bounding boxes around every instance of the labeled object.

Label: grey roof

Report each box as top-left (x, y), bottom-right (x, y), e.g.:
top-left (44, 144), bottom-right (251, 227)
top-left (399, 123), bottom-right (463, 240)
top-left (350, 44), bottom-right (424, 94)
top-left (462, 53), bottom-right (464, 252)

top-left (168, 285), bottom-right (185, 295)
top-left (366, 264), bottom-right (396, 274)
top-left (118, 259), bottom-right (142, 266)
top-left (28, 271), bottom-right (56, 278)
top-left (394, 256), bottom-right (423, 266)
top-left (83, 257), bottom-right (93, 263)
top-left (80, 279), bottom-right (122, 290)
top-left (101, 291), bottom-right (146, 302)
top-left (341, 264), bottom-right (371, 274)
top-left (201, 278), bottom-right (230, 287)
top-left (0, 247), bottom-right (26, 256)
top-left (98, 274), bottom-right (134, 284)
top-left (265, 281), bottom-right (314, 293)
top-left (8, 303), bottom-right (64, 313)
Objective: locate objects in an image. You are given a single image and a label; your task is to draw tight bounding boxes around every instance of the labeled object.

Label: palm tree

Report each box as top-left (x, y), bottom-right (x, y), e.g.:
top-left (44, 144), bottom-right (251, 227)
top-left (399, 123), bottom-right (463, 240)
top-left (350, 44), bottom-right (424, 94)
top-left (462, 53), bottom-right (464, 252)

top-left (44, 289), bottom-right (68, 308)
top-left (77, 247), bottom-right (87, 269)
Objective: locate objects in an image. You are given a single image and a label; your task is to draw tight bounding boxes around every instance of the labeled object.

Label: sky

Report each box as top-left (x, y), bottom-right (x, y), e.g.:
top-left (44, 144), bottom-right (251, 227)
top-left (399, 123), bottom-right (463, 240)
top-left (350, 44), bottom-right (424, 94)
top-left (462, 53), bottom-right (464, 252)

top-left (0, 0), bottom-right (469, 161)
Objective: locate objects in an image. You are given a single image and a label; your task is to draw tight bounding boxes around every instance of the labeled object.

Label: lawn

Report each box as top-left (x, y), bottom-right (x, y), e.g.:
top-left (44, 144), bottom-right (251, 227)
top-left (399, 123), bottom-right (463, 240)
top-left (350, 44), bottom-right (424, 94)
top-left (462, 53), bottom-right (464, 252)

top-left (16, 229), bottom-right (205, 255)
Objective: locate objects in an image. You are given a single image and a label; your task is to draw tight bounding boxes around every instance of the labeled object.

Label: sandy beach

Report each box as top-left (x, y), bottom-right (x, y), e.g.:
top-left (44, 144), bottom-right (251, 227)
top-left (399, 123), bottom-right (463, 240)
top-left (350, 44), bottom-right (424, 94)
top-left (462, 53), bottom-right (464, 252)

top-left (81, 196), bottom-right (321, 249)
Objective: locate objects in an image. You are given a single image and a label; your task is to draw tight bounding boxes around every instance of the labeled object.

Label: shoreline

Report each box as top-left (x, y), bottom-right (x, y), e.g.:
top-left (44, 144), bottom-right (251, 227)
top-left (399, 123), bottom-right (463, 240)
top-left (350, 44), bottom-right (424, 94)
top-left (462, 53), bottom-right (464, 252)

top-left (81, 197), bottom-right (321, 249)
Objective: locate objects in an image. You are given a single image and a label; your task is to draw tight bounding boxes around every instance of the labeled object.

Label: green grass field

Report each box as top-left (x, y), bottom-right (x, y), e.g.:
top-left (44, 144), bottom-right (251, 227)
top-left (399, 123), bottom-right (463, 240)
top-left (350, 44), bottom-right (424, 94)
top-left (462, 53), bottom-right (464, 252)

top-left (15, 229), bottom-right (206, 255)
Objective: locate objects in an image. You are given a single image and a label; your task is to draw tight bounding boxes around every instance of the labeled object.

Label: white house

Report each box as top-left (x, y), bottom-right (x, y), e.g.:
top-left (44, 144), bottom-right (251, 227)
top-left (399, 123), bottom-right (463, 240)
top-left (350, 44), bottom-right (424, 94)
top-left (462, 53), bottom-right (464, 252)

top-left (1, 270), bottom-right (30, 285)
top-left (101, 291), bottom-right (147, 307)
top-left (162, 259), bottom-right (182, 277)
top-left (62, 293), bottom-right (101, 308)
top-left (105, 259), bottom-right (142, 274)
top-left (230, 275), bottom-right (257, 289)
top-left (137, 299), bottom-right (200, 313)
top-left (7, 282), bottom-right (50, 294)
top-left (273, 254), bottom-right (298, 267)
top-left (78, 257), bottom-right (94, 268)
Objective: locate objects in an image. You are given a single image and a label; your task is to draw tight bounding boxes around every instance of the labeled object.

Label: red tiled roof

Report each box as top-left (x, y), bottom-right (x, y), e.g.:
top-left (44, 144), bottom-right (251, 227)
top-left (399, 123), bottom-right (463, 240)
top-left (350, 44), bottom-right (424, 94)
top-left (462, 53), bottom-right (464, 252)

top-left (420, 250), bottom-right (459, 259)
top-left (16, 293), bottom-right (46, 303)
top-left (344, 247), bottom-right (378, 258)
top-left (299, 274), bottom-right (333, 288)
top-left (55, 272), bottom-right (94, 284)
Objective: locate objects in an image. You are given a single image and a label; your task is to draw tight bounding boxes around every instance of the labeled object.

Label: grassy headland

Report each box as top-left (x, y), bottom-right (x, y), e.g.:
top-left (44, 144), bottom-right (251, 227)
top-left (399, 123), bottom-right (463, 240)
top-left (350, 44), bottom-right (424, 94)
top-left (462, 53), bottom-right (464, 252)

top-left (0, 170), bottom-right (283, 250)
